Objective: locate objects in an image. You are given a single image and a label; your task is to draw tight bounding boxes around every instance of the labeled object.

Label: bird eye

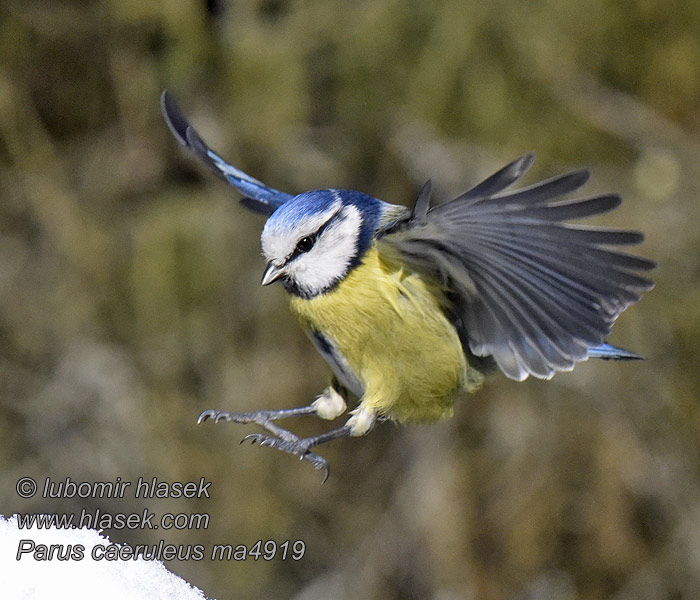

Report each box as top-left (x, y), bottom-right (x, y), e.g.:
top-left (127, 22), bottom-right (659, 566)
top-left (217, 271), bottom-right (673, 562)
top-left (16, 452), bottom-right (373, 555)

top-left (296, 235), bottom-right (315, 254)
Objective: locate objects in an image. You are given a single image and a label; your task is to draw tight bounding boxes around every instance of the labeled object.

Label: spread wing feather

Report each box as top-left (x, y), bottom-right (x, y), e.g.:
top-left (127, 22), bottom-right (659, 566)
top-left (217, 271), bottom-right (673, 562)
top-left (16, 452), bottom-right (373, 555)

top-left (379, 155), bottom-right (655, 380)
top-left (456, 153), bottom-right (536, 202)
top-left (161, 91), bottom-right (293, 215)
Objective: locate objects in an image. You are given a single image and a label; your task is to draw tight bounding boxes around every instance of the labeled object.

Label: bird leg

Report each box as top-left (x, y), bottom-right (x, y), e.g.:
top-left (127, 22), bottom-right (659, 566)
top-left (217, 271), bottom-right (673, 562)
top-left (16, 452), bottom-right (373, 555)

top-left (198, 385), bottom-right (350, 480)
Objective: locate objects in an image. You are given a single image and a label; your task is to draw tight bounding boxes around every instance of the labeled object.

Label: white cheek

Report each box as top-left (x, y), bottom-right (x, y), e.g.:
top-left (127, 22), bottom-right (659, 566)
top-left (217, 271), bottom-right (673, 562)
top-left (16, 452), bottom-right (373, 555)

top-left (290, 205), bottom-right (362, 294)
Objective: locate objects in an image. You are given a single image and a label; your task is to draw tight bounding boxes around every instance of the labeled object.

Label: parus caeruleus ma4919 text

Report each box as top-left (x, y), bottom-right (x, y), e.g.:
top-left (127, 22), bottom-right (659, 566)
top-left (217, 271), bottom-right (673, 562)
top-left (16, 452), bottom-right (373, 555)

top-left (161, 91), bottom-right (654, 480)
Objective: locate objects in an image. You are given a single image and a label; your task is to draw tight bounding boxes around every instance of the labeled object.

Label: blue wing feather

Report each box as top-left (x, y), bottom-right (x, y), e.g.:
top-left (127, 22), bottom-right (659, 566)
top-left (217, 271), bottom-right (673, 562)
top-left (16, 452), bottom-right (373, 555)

top-left (160, 91), bottom-right (293, 215)
top-left (588, 343), bottom-right (642, 360)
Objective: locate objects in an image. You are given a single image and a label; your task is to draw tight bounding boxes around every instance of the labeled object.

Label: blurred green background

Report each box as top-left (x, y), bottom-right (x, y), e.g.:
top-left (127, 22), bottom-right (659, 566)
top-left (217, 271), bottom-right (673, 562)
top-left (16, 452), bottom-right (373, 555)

top-left (0, 0), bottom-right (698, 598)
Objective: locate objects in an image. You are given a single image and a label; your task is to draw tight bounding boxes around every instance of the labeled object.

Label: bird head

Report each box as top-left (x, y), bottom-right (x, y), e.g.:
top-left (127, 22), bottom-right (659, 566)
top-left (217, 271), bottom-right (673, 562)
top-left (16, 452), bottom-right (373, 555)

top-left (260, 189), bottom-right (388, 298)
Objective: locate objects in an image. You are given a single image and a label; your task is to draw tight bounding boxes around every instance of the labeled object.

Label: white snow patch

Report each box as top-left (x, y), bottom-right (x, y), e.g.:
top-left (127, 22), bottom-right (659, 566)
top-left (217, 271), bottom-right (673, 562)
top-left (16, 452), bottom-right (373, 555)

top-left (1, 514), bottom-right (212, 600)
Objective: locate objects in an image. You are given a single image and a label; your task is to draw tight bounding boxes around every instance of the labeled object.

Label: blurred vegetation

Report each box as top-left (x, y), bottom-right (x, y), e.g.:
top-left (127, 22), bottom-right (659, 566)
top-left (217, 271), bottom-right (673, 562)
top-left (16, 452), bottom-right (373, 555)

top-left (0, 0), bottom-right (699, 598)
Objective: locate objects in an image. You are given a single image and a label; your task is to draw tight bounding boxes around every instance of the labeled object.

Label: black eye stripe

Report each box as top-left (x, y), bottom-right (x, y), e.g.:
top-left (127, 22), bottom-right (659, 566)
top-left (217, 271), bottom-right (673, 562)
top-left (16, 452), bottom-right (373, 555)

top-left (286, 207), bottom-right (345, 263)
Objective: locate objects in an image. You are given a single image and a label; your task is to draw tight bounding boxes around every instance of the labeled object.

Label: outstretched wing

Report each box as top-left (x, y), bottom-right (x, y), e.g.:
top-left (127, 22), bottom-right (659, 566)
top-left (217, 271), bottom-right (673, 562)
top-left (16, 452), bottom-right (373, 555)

top-left (160, 91), bottom-right (293, 215)
top-left (378, 154), bottom-right (655, 381)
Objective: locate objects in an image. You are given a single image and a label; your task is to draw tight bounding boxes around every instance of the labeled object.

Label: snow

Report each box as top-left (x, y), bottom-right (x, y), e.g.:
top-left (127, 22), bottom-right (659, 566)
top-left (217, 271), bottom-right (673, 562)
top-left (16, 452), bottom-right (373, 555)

top-left (0, 515), bottom-right (212, 600)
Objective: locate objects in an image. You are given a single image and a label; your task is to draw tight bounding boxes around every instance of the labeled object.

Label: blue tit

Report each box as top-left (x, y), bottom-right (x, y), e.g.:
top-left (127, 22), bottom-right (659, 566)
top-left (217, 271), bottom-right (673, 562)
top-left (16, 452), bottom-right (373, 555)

top-left (161, 91), bottom-right (654, 479)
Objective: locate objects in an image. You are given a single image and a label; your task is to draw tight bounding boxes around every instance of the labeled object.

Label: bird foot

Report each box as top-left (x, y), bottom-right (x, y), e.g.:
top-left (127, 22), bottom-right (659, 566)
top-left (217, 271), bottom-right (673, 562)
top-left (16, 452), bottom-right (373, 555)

top-left (241, 433), bottom-right (330, 482)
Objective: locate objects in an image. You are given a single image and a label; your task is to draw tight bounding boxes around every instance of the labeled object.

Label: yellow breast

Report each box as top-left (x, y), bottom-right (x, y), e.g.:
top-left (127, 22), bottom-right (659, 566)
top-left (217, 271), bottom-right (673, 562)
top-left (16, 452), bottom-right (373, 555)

top-left (288, 247), bottom-right (483, 424)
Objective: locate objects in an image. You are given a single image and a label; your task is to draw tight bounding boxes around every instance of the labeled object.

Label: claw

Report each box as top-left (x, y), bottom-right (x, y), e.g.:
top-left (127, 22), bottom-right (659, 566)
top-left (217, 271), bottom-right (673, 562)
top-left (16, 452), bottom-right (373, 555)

top-left (241, 433), bottom-right (279, 448)
top-left (197, 409), bottom-right (218, 424)
top-left (214, 412), bottom-right (231, 423)
top-left (304, 453), bottom-right (330, 483)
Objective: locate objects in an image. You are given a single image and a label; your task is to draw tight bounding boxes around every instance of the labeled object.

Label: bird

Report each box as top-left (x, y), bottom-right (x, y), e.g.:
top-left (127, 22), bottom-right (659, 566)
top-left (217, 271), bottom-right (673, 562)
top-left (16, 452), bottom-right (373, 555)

top-left (161, 90), bottom-right (655, 480)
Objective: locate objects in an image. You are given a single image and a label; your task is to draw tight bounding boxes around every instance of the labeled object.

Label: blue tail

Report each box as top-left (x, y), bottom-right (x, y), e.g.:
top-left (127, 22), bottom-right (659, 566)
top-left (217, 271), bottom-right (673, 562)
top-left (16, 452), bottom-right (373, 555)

top-left (588, 343), bottom-right (642, 360)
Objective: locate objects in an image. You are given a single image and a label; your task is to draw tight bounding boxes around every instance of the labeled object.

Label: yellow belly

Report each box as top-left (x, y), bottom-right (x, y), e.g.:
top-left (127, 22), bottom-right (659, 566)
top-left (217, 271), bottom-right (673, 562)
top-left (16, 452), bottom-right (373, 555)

top-left (288, 247), bottom-right (483, 424)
